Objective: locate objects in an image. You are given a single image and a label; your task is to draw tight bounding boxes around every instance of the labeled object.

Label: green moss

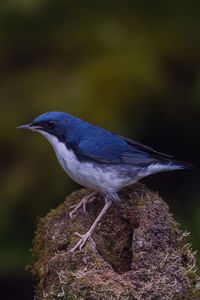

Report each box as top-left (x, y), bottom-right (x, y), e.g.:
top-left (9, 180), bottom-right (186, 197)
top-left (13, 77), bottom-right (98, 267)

top-left (31, 183), bottom-right (200, 300)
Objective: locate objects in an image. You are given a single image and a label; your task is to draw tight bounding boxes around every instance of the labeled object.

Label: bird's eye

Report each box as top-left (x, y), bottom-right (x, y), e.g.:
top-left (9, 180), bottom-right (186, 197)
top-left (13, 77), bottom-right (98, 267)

top-left (47, 120), bottom-right (56, 128)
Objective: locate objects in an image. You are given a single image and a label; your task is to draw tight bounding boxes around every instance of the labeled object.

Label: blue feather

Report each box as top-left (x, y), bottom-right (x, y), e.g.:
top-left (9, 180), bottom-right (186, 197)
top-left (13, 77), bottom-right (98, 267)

top-left (32, 111), bottom-right (191, 168)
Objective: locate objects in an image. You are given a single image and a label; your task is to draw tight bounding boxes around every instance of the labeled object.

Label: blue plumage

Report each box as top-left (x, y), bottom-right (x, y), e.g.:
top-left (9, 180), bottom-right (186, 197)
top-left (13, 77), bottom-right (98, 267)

top-left (32, 111), bottom-right (188, 167)
top-left (34, 111), bottom-right (127, 163)
top-left (17, 111), bottom-right (191, 252)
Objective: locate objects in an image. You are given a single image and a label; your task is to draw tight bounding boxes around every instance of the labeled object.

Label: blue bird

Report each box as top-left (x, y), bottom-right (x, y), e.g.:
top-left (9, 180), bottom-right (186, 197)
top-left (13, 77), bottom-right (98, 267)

top-left (17, 111), bottom-right (191, 252)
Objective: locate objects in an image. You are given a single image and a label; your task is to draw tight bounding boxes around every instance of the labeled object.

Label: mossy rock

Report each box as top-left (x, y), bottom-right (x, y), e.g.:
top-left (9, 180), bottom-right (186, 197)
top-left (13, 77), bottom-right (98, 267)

top-left (31, 183), bottom-right (200, 299)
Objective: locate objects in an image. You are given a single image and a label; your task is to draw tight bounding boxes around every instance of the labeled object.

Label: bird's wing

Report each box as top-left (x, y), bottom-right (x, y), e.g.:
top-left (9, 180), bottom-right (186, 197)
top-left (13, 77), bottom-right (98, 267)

top-left (77, 129), bottom-right (173, 165)
top-left (120, 136), bottom-right (174, 163)
top-left (77, 130), bottom-right (126, 164)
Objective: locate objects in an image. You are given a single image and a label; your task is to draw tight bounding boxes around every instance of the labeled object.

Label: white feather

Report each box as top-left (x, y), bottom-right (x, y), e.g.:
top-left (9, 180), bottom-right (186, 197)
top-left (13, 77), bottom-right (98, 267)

top-left (37, 130), bottom-right (180, 196)
top-left (37, 131), bottom-right (135, 195)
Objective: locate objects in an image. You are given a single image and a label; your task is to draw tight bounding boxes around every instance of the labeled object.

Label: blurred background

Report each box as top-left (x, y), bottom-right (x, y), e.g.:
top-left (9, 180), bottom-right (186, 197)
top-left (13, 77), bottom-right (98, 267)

top-left (1, 0), bottom-right (200, 299)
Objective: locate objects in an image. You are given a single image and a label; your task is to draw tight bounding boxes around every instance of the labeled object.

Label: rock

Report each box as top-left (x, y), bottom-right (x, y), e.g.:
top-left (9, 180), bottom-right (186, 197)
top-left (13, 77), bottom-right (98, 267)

top-left (31, 183), bottom-right (200, 299)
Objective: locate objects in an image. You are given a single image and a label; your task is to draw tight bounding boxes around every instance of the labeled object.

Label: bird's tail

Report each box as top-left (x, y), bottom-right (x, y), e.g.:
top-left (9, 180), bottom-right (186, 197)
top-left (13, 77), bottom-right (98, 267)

top-left (137, 158), bottom-right (193, 179)
top-left (163, 159), bottom-right (194, 171)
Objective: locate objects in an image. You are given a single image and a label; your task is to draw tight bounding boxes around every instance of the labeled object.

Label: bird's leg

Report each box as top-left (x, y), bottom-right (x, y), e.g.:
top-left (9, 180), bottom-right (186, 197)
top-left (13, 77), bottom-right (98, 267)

top-left (69, 191), bottom-right (97, 218)
top-left (68, 197), bottom-right (112, 253)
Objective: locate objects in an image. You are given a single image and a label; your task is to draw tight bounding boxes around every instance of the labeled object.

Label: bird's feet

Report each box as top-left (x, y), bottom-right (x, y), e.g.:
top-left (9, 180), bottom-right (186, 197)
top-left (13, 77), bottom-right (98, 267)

top-left (68, 198), bottom-right (112, 253)
top-left (69, 191), bottom-right (97, 218)
top-left (68, 231), bottom-right (92, 253)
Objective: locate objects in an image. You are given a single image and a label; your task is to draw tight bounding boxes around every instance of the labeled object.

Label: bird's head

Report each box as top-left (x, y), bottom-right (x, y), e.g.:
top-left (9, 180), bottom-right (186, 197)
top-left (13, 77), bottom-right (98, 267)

top-left (17, 112), bottom-right (77, 140)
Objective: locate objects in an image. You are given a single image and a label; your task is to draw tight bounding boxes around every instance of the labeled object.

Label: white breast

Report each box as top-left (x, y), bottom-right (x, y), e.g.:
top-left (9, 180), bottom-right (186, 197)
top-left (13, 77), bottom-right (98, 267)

top-left (38, 131), bottom-right (88, 185)
top-left (37, 130), bottom-right (134, 194)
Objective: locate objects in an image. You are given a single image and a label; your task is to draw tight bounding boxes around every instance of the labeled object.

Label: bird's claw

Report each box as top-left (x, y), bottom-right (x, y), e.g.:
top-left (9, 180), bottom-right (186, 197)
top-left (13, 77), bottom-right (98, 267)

top-left (69, 205), bottom-right (76, 219)
top-left (68, 231), bottom-right (92, 253)
top-left (68, 198), bottom-right (112, 254)
top-left (69, 203), bottom-right (86, 219)
top-left (69, 193), bottom-right (97, 219)
top-left (69, 201), bottom-right (85, 219)
top-left (69, 204), bottom-right (76, 209)
top-left (74, 232), bottom-right (84, 238)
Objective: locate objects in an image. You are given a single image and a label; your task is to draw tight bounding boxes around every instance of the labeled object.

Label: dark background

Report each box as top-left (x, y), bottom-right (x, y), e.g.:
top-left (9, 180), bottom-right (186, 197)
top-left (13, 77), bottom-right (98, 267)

top-left (1, 1), bottom-right (200, 299)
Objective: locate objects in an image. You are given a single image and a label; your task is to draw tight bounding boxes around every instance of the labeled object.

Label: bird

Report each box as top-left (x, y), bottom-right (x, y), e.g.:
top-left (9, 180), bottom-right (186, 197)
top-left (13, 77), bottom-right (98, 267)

top-left (17, 111), bottom-right (191, 252)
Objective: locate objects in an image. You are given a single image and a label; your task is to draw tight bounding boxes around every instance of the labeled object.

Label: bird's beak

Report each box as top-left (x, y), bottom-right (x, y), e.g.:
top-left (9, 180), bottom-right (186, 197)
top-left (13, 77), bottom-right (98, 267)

top-left (16, 123), bottom-right (42, 132)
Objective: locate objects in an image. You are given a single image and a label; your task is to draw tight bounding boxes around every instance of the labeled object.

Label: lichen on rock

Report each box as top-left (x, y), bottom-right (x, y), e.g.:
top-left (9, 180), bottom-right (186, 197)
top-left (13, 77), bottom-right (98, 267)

top-left (31, 183), bottom-right (200, 299)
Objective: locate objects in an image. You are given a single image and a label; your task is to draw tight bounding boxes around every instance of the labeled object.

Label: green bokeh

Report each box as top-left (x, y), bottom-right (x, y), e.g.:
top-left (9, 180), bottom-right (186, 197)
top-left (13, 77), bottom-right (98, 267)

top-left (0, 0), bottom-right (200, 291)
